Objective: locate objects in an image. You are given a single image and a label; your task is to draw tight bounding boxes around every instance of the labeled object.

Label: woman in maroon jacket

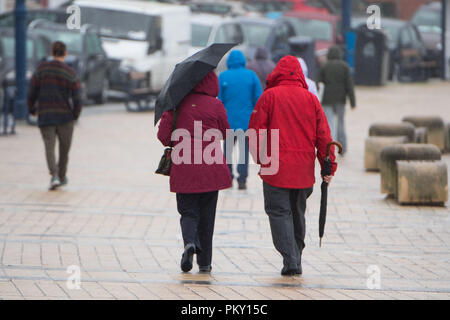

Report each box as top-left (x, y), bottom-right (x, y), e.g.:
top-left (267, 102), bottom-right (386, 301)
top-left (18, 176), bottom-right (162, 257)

top-left (157, 71), bottom-right (231, 273)
top-left (249, 56), bottom-right (337, 276)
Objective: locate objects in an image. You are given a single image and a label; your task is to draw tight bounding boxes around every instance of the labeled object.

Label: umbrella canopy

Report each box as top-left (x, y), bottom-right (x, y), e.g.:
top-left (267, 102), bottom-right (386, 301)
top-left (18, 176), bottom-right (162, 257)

top-left (154, 43), bottom-right (236, 125)
top-left (319, 141), bottom-right (343, 247)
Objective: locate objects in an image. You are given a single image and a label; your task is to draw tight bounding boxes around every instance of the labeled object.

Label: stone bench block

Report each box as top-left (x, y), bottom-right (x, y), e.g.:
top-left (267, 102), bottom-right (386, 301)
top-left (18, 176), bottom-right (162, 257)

top-left (379, 144), bottom-right (441, 196)
top-left (365, 136), bottom-right (407, 171)
top-left (369, 123), bottom-right (415, 142)
top-left (397, 161), bottom-right (448, 205)
top-left (403, 116), bottom-right (446, 151)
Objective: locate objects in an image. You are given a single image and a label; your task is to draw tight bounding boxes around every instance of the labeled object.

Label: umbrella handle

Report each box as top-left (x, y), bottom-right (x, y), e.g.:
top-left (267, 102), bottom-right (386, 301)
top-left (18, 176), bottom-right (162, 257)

top-left (326, 141), bottom-right (343, 158)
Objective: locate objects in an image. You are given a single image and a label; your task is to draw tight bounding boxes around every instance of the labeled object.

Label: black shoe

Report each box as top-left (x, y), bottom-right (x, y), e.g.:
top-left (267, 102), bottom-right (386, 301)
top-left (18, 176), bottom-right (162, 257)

top-left (281, 266), bottom-right (298, 276)
top-left (59, 177), bottom-right (68, 186)
top-left (238, 181), bottom-right (247, 190)
top-left (296, 265), bottom-right (303, 275)
top-left (180, 244), bottom-right (195, 272)
top-left (199, 265), bottom-right (212, 273)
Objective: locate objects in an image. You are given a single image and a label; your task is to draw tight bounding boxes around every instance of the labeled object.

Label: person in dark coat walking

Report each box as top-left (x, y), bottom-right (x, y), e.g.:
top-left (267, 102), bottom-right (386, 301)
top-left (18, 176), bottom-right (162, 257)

top-left (247, 47), bottom-right (276, 90)
top-left (27, 41), bottom-right (82, 190)
top-left (317, 46), bottom-right (356, 154)
top-left (157, 71), bottom-right (232, 273)
top-left (219, 50), bottom-right (262, 190)
top-left (248, 56), bottom-right (337, 276)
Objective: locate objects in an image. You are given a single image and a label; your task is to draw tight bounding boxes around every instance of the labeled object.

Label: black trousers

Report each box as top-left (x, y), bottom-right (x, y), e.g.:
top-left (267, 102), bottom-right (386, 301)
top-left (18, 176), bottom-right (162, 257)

top-left (263, 182), bottom-right (313, 270)
top-left (176, 191), bottom-right (219, 267)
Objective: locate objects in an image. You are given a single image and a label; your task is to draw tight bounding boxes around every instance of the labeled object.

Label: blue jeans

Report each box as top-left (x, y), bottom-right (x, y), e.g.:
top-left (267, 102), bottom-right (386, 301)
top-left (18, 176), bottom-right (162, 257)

top-left (223, 137), bottom-right (249, 183)
top-left (323, 104), bottom-right (347, 153)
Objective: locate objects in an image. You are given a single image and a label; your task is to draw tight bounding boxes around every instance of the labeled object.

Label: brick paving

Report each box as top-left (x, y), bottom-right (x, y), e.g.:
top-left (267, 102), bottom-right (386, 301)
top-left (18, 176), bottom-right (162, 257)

top-left (0, 81), bottom-right (449, 300)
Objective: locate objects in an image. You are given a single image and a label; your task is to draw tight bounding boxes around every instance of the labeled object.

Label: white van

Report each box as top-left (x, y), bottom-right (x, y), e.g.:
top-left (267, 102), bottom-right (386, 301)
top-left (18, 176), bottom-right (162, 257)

top-left (69, 0), bottom-right (191, 94)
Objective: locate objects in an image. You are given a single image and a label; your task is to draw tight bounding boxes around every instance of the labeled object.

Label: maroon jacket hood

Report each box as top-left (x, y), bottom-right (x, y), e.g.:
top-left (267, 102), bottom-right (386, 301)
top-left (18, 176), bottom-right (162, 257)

top-left (192, 70), bottom-right (219, 97)
top-left (266, 55), bottom-right (308, 91)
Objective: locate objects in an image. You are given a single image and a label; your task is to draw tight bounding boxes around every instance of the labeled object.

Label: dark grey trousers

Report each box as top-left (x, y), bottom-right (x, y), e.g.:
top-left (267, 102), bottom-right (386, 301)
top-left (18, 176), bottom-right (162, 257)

top-left (39, 121), bottom-right (74, 180)
top-left (263, 182), bottom-right (313, 270)
top-left (176, 191), bottom-right (219, 268)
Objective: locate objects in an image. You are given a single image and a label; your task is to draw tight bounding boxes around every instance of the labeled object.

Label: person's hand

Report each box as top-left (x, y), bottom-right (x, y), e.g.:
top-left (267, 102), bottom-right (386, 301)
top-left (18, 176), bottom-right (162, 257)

top-left (351, 105), bottom-right (356, 110)
top-left (323, 175), bottom-right (333, 184)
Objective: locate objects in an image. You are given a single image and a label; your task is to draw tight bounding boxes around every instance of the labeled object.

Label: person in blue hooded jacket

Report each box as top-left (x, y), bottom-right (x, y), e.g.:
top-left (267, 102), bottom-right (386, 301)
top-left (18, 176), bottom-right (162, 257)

top-left (219, 50), bottom-right (262, 190)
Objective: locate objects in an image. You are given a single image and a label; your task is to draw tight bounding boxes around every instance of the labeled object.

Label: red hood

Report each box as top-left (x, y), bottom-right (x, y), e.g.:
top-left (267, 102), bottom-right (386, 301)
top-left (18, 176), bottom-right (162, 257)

top-left (192, 71), bottom-right (219, 97)
top-left (266, 55), bottom-right (308, 90)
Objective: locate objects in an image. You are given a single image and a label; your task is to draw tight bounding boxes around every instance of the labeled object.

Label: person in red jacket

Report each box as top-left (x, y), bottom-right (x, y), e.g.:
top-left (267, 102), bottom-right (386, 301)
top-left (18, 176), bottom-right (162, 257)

top-left (248, 56), bottom-right (337, 276)
top-left (157, 71), bottom-right (231, 274)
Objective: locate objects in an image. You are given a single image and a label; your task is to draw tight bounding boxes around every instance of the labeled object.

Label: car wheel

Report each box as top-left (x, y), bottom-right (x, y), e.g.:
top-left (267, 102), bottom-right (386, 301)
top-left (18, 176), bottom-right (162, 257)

top-left (94, 79), bottom-right (109, 105)
top-left (394, 63), bottom-right (408, 83)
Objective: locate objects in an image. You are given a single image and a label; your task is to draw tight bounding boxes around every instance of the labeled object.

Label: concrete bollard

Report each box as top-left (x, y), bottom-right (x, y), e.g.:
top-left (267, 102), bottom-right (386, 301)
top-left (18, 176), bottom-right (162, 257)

top-left (402, 116), bottom-right (446, 151)
top-left (369, 123), bottom-right (416, 142)
top-left (379, 144), bottom-right (441, 196)
top-left (414, 127), bottom-right (428, 144)
top-left (397, 161), bottom-right (448, 206)
top-left (365, 136), bottom-right (407, 171)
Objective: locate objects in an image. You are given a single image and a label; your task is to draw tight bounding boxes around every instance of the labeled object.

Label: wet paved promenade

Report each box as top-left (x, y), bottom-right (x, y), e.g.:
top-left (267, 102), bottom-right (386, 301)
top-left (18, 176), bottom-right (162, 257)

top-left (0, 81), bottom-right (449, 299)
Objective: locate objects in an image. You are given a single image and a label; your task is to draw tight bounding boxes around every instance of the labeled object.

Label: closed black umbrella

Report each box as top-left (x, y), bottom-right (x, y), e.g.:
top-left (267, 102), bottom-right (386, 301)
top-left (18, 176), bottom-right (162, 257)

top-left (319, 141), bottom-right (343, 247)
top-left (154, 43), bottom-right (236, 125)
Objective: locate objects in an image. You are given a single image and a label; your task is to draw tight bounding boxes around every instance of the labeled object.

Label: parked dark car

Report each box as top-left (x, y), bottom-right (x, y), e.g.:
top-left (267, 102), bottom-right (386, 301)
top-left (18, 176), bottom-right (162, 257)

top-left (237, 17), bottom-right (297, 62)
top-left (0, 9), bottom-right (69, 28)
top-left (411, 1), bottom-right (442, 77)
top-left (352, 17), bottom-right (427, 82)
top-left (284, 11), bottom-right (341, 65)
top-left (0, 27), bottom-right (50, 88)
top-left (28, 20), bottom-right (109, 104)
top-left (0, 28), bottom-right (50, 124)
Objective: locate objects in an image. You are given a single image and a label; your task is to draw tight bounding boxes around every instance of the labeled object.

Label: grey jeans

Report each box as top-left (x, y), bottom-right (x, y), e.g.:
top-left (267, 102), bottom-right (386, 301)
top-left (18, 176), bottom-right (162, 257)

top-left (323, 104), bottom-right (347, 153)
top-left (263, 182), bottom-right (313, 270)
top-left (39, 121), bottom-right (74, 180)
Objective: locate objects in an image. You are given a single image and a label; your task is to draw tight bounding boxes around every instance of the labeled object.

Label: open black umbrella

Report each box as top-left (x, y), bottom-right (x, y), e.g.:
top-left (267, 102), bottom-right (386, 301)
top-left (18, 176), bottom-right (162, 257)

top-left (154, 43), bottom-right (236, 125)
top-left (319, 141), bottom-right (343, 247)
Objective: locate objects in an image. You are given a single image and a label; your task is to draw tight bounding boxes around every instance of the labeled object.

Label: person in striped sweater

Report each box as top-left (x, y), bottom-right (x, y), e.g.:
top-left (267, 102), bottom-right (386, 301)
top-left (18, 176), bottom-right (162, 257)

top-left (28, 41), bottom-right (82, 190)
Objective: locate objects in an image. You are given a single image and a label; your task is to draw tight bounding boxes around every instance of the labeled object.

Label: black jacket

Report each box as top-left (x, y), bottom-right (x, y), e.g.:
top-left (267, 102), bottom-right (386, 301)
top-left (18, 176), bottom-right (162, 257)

top-left (317, 47), bottom-right (356, 108)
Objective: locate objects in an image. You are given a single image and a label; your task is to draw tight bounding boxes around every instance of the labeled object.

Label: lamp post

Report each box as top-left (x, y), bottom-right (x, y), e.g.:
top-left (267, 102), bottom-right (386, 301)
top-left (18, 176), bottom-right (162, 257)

top-left (14, 0), bottom-right (27, 119)
top-left (341, 0), bottom-right (352, 39)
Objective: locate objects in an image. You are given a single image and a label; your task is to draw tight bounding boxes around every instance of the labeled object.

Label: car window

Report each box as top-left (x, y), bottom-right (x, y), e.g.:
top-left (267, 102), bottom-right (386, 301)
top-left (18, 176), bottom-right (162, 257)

top-left (382, 23), bottom-right (401, 48)
top-left (400, 28), bottom-right (413, 47)
top-left (0, 37), bottom-right (34, 60)
top-left (86, 33), bottom-right (103, 55)
top-left (36, 39), bottom-right (49, 61)
top-left (287, 17), bottom-right (333, 42)
top-left (409, 26), bottom-right (422, 47)
top-left (240, 23), bottom-right (272, 47)
top-left (0, 11), bottom-right (68, 28)
top-left (225, 24), bottom-right (244, 44)
top-left (192, 24), bottom-right (213, 47)
top-left (411, 8), bottom-right (442, 34)
top-left (214, 25), bottom-right (227, 43)
top-left (272, 23), bottom-right (292, 50)
top-left (80, 7), bottom-right (154, 41)
top-left (34, 29), bottom-right (84, 54)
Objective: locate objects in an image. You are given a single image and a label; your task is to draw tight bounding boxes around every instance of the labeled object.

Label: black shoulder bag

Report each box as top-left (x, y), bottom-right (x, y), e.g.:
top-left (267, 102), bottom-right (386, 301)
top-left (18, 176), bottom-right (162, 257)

top-left (155, 110), bottom-right (178, 176)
